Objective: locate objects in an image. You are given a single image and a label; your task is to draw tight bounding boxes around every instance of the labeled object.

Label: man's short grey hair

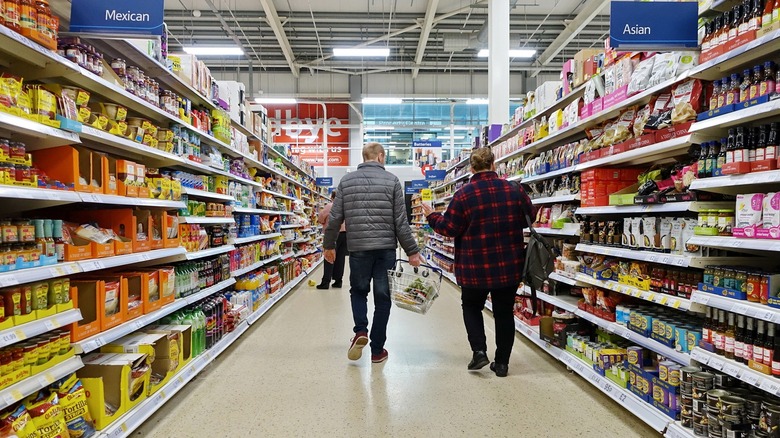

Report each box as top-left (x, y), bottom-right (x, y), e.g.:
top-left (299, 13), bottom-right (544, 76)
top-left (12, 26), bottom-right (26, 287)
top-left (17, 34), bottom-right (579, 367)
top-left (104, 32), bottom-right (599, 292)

top-left (363, 142), bottom-right (385, 161)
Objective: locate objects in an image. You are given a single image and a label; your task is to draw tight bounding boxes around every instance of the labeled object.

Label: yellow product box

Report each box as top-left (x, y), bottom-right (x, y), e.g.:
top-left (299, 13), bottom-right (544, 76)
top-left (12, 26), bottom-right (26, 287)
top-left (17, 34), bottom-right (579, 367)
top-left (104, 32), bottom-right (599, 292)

top-left (78, 352), bottom-right (150, 430)
top-left (171, 180), bottom-right (182, 201)
top-left (214, 176), bottom-right (229, 194)
top-left (0, 366), bottom-right (31, 390)
top-left (77, 106), bottom-right (91, 124)
top-left (31, 347), bottom-right (76, 376)
top-left (618, 274), bottom-right (651, 291)
top-left (101, 333), bottom-right (178, 395)
top-left (147, 176), bottom-right (172, 200)
top-left (146, 324), bottom-right (192, 372)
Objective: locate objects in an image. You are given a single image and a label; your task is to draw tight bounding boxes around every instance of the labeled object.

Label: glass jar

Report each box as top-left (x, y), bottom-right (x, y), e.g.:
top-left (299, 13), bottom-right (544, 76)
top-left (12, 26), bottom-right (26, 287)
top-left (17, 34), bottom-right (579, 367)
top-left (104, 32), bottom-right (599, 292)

top-left (4, 0), bottom-right (22, 32)
top-left (19, 0), bottom-right (36, 31)
top-left (9, 141), bottom-right (25, 162)
top-left (111, 58), bottom-right (126, 76)
top-left (127, 65), bottom-right (140, 82)
top-left (14, 164), bottom-right (31, 185)
top-left (34, 0), bottom-right (51, 40)
top-left (747, 273), bottom-right (761, 302)
top-left (706, 209), bottom-right (719, 228)
top-left (0, 138), bottom-right (11, 161)
top-left (718, 209), bottom-right (735, 236)
top-left (761, 274), bottom-right (770, 305)
top-left (14, 219), bottom-right (33, 243)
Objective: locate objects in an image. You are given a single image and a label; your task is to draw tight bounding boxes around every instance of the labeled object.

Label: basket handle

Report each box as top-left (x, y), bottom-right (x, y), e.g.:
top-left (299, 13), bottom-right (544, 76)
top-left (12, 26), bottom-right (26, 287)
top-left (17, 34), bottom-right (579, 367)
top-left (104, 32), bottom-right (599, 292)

top-left (395, 259), bottom-right (444, 281)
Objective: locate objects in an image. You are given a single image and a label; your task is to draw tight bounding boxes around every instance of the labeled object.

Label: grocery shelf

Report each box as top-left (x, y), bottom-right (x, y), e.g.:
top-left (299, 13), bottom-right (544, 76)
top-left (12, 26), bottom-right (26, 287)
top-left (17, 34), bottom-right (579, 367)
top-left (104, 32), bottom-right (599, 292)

top-left (0, 309), bottom-right (82, 348)
top-left (74, 278), bottom-right (236, 354)
top-left (690, 170), bottom-right (780, 194)
top-left (0, 261), bottom-right (82, 287)
top-left (531, 194), bottom-right (580, 205)
top-left (521, 166), bottom-right (575, 184)
top-left (264, 146), bottom-right (317, 182)
top-left (279, 223), bottom-right (303, 229)
top-left (503, 312), bottom-right (673, 433)
top-left (576, 134), bottom-right (705, 172)
top-left (183, 246), bottom-right (236, 261)
top-left (446, 155), bottom-right (471, 172)
top-left (78, 248), bottom-right (188, 273)
top-left (691, 98), bottom-right (780, 133)
top-left (0, 356), bottom-right (84, 410)
top-left (232, 207), bottom-right (294, 215)
top-left (280, 252), bottom-right (295, 259)
top-left (431, 172), bottom-right (471, 192)
top-left (687, 235), bottom-right (780, 254)
top-left (574, 243), bottom-right (756, 269)
top-left (231, 254), bottom-right (282, 277)
top-left (97, 320), bottom-right (250, 438)
top-left (525, 287), bottom-right (580, 314)
top-left (426, 244), bottom-right (455, 260)
top-left (506, 174), bottom-right (523, 182)
top-left (182, 188), bottom-right (235, 202)
top-left (427, 234), bottom-right (455, 247)
top-left (434, 194), bottom-right (453, 205)
top-left (576, 201), bottom-right (732, 215)
top-left (230, 232), bottom-right (283, 246)
top-left (575, 310), bottom-right (691, 365)
top-left (78, 193), bottom-right (186, 209)
top-left (691, 347), bottom-right (780, 397)
top-left (574, 273), bottom-right (704, 313)
top-left (549, 271), bottom-right (588, 287)
top-left (687, 28), bottom-right (780, 81)
top-left (690, 291), bottom-right (780, 323)
top-left (0, 186), bottom-right (82, 213)
top-left (523, 225), bottom-right (580, 237)
top-left (0, 111), bottom-right (79, 149)
top-left (247, 260), bottom-right (321, 325)
top-left (260, 189), bottom-right (299, 201)
top-left (179, 216), bottom-right (235, 224)
top-left (665, 422), bottom-right (695, 438)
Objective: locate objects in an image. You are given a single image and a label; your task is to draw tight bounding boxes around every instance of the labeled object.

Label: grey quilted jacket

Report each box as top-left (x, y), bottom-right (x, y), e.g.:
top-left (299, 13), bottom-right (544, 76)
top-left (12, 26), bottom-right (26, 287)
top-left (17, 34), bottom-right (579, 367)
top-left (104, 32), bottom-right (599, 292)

top-left (323, 161), bottom-right (419, 255)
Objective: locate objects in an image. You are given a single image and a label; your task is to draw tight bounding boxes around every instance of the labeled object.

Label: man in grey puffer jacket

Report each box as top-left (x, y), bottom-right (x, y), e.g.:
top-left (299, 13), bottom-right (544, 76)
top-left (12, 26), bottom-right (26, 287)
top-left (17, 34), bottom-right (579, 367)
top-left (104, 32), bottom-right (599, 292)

top-left (324, 142), bottom-right (422, 364)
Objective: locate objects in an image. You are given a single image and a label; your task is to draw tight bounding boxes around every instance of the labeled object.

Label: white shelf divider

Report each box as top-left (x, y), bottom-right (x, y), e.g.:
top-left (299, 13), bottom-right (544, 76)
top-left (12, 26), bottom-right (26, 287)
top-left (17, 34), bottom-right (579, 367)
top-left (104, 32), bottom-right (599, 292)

top-left (576, 201), bottom-right (732, 215)
top-left (0, 309), bottom-right (82, 348)
top-left (574, 273), bottom-right (703, 313)
top-left (179, 216), bottom-right (235, 224)
top-left (0, 262), bottom-right (82, 288)
top-left (0, 185), bottom-right (81, 203)
top-left (0, 356), bottom-right (84, 409)
top-left (184, 245), bottom-right (236, 261)
top-left (524, 224), bottom-right (580, 237)
top-left (74, 278), bottom-right (236, 354)
top-left (231, 254), bottom-right (282, 277)
top-left (531, 194), bottom-right (580, 205)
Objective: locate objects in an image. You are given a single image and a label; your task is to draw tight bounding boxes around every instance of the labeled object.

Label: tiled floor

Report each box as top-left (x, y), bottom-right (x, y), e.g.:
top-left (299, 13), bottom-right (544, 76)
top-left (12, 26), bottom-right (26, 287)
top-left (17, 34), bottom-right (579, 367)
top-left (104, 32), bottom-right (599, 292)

top-left (135, 263), bottom-right (658, 437)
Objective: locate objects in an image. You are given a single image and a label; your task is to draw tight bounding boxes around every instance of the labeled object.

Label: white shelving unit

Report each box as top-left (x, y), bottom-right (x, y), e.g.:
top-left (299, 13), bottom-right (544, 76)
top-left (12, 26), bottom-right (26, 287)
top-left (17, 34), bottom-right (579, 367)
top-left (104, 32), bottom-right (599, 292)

top-left (574, 274), bottom-right (704, 313)
top-left (179, 216), bottom-right (235, 224)
top-left (690, 170), bottom-right (780, 194)
top-left (548, 271), bottom-right (588, 287)
top-left (531, 194), bottom-right (580, 205)
top-left (231, 254), bottom-right (283, 277)
top-left (73, 278), bottom-right (236, 354)
top-left (279, 224), bottom-right (303, 229)
top-left (576, 202), bottom-right (732, 215)
top-left (687, 235), bottom-right (780, 253)
top-left (0, 356), bottom-right (84, 409)
top-left (691, 348), bottom-right (780, 397)
top-left (182, 188), bottom-right (235, 202)
top-left (230, 232), bottom-right (282, 246)
top-left (426, 244), bottom-right (455, 260)
top-left (524, 224), bottom-right (580, 237)
top-left (574, 244), bottom-right (753, 269)
top-left (690, 291), bottom-right (780, 323)
top-left (521, 166), bottom-right (575, 184)
top-left (233, 207), bottom-right (294, 215)
top-left (183, 245), bottom-right (237, 261)
top-left (0, 309), bottom-right (82, 348)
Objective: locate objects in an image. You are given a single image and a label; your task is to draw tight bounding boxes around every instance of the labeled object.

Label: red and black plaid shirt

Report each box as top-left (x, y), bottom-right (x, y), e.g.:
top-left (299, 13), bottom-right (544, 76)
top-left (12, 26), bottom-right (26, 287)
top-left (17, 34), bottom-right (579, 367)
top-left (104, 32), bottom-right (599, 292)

top-left (427, 171), bottom-right (532, 289)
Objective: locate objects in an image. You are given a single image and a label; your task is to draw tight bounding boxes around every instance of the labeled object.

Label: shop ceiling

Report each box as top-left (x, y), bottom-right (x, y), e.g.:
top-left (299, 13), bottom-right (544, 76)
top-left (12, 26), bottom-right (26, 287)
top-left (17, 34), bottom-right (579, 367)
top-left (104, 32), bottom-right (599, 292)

top-left (160, 0), bottom-right (611, 77)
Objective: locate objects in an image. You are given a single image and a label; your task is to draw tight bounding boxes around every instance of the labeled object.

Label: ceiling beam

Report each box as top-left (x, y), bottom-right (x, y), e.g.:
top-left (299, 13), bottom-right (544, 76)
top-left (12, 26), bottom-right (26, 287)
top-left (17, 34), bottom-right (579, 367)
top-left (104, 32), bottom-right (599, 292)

top-left (259, 0), bottom-right (300, 77)
top-left (302, 0), bottom-right (487, 66)
top-left (412, 0), bottom-right (440, 79)
top-left (530, 0), bottom-right (609, 77)
top-left (201, 0), bottom-right (252, 61)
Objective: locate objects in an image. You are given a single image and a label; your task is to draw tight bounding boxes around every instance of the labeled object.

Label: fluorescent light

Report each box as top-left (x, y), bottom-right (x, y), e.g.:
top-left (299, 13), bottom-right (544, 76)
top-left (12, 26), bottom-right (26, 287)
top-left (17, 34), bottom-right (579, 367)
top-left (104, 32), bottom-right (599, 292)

top-left (368, 125), bottom-right (395, 130)
top-left (477, 49), bottom-right (536, 58)
top-left (183, 46), bottom-right (244, 56)
top-left (255, 98), bottom-right (297, 104)
top-left (362, 97), bottom-right (403, 104)
top-left (363, 135), bottom-right (391, 139)
top-left (334, 48), bottom-right (390, 57)
top-left (466, 98), bottom-right (489, 105)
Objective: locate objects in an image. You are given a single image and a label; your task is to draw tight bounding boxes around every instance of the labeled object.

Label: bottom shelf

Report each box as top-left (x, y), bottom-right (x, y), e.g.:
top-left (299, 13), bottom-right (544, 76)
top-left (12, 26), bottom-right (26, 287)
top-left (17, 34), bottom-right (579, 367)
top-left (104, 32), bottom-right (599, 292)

top-left (98, 258), bottom-right (322, 438)
top-left (484, 300), bottom-right (681, 435)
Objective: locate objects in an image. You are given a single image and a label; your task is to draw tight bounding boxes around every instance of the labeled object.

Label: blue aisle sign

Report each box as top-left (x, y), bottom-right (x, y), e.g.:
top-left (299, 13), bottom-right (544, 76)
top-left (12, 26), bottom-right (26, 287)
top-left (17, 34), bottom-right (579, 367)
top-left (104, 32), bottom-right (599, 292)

top-left (413, 140), bottom-right (443, 148)
top-left (425, 170), bottom-right (446, 181)
top-left (411, 180), bottom-right (429, 189)
top-left (316, 177), bottom-right (333, 187)
top-left (70, 0), bottom-right (165, 35)
top-left (609, 1), bottom-right (698, 50)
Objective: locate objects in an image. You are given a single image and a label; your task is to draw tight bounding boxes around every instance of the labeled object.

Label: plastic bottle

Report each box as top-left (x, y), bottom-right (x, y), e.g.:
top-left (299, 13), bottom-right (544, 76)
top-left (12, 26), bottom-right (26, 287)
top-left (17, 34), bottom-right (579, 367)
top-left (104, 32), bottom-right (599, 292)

top-left (757, 124), bottom-right (768, 161)
top-left (703, 307), bottom-right (713, 343)
top-left (52, 220), bottom-right (64, 262)
top-left (727, 73), bottom-right (741, 105)
top-left (726, 128), bottom-right (737, 163)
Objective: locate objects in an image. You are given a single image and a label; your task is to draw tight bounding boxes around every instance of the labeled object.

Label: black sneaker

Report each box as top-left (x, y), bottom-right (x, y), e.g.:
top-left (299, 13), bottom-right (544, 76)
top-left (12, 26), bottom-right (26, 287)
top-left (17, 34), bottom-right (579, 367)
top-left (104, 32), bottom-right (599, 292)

top-left (490, 362), bottom-right (508, 377)
top-left (468, 351), bottom-right (489, 370)
top-left (316, 283), bottom-right (329, 290)
top-left (332, 281), bottom-right (342, 288)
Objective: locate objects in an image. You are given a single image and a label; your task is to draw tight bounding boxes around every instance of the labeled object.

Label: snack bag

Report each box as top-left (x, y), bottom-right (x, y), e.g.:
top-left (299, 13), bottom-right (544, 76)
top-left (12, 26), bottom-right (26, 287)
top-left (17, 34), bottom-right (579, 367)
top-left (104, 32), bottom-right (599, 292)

top-left (52, 374), bottom-right (96, 438)
top-left (0, 404), bottom-right (38, 438)
top-left (671, 79), bottom-right (703, 123)
top-left (25, 392), bottom-right (70, 438)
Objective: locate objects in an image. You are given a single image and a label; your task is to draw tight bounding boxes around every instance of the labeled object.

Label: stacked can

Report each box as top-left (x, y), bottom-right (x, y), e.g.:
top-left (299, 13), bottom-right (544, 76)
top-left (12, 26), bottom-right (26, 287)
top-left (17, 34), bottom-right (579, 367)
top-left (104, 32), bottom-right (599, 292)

top-left (758, 400), bottom-right (780, 437)
top-left (692, 372), bottom-right (715, 437)
top-left (681, 366), bottom-right (701, 428)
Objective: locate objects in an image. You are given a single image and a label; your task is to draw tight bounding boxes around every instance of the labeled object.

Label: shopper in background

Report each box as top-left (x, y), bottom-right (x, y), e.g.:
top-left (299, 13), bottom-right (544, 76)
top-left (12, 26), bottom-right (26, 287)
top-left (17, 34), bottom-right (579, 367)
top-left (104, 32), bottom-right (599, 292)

top-left (422, 147), bottom-right (532, 377)
top-left (316, 191), bottom-right (346, 290)
top-left (324, 142), bottom-right (423, 364)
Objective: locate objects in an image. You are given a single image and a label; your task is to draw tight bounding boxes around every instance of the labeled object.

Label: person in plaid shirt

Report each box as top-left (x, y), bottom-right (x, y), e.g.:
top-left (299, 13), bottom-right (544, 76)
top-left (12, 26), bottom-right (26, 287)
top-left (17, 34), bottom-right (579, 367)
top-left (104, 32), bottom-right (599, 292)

top-left (422, 147), bottom-right (532, 377)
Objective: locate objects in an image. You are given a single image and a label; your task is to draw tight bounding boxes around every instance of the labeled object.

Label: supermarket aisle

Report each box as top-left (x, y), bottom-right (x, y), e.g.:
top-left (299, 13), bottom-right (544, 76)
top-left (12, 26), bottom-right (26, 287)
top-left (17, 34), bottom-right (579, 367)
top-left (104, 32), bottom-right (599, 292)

top-left (136, 263), bottom-right (657, 437)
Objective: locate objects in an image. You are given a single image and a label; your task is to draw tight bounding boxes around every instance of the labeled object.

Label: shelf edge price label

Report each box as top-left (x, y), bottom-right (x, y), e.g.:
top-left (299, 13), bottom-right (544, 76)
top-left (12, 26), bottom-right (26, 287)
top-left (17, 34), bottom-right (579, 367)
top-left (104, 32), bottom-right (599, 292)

top-left (733, 304), bottom-right (749, 315)
top-left (743, 373), bottom-right (760, 386)
top-left (0, 331), bottom-right (19, 344)
top-left (0, 276), bottom-right (19, 287)
top-left (675, 257), bottom-right (686, 267)
top-left (723, 363), bottom-right (741, 377)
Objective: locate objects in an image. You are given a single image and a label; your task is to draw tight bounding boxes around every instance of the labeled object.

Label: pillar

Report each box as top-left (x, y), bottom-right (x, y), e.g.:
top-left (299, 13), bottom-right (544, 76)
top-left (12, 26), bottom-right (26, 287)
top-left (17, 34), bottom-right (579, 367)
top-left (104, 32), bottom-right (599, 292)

top-left (488, 0), bottom-right (510, 125)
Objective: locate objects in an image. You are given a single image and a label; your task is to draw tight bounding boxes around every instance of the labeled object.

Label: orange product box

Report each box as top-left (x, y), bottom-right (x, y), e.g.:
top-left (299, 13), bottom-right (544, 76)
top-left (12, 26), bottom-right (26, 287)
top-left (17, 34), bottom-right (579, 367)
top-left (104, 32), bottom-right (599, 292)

top-left (98, 154), bottom-right (118, 196)
top-left (87, 209), bottom-right (153, 253)
top-left (136, 164), bottom-right (149, 198)
top-left (156, 267), bottom-right (175, 306)
top-left (69, 280), bottom-right (103, 342)
top-left (111, 158), bottom-right (139, 198)
top-left (161, 212), bottom-right (180, 249)
top-left (114, 235), bottom-right (133, 255)
top-left (119, 273), bottom-right (147, 319)
top-left (31, 145), bottom-right (93, 193)
top-left (99, 278), bottom-right (125, 331)
top-left (64, 235), bottom-right (95, 261)
top-left (91, 240), bottom-right (115, 259)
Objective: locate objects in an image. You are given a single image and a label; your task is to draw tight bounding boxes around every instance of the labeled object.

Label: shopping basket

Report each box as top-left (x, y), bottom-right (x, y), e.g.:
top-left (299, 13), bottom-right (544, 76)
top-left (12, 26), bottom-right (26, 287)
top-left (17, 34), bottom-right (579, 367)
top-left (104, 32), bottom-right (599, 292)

top-left (387, 259), bottom-right (443, 315)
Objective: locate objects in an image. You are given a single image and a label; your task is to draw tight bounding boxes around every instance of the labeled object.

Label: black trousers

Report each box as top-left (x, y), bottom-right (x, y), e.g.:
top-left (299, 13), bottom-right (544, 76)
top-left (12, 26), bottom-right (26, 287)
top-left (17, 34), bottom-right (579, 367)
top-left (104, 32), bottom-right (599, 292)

top-left (460, 285), bottom-right (518, 365)
top-left (321, 232), bottom-right (347, 284)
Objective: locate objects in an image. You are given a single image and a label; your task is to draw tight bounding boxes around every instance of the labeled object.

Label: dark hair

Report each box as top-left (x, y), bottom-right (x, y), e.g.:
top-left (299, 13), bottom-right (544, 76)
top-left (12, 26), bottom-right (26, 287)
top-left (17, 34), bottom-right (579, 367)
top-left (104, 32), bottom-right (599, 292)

top-left (331, 190), bottom-right (337, 200)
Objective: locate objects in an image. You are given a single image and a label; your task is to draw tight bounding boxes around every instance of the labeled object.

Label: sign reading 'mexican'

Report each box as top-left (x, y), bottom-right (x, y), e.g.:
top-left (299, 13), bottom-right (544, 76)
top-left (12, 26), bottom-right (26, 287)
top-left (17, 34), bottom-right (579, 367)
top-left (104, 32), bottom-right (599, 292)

top-left (70, 0), bottom-right (164, 35)
top-left (609, 1), bottom-right (698, 50)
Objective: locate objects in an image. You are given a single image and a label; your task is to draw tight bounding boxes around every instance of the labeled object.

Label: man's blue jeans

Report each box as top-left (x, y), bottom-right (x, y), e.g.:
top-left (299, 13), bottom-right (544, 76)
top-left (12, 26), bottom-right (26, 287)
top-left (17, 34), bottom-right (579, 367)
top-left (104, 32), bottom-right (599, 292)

top-left (349, 249), bottom-right (396, 355)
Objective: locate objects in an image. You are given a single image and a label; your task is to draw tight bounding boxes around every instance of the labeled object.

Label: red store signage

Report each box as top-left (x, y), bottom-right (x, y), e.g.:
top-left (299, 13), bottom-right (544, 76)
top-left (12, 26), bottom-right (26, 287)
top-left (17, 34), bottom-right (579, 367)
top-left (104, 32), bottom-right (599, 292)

top-left (267, 103), bottom-right (350, 166)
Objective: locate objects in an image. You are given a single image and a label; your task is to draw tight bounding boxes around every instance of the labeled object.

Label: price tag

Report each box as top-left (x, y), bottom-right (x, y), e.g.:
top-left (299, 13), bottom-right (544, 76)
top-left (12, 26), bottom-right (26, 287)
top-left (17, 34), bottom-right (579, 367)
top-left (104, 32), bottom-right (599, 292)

top-left (0, 276), bottom-right (19, 287)
top-left (158, 390), bottom-right (167, 401)
top-left (672, 300), bottom-right (682, 309)
top-left (0, 331), bottom-right (19, 344)
top-left (766, 311), bottom-right (778, 322)
top-left (120, 423), bottom-right (129, 432)
top-left (662, 256), bottom-right (670, 265)
top-left (647, 255), bottom-right (657, 263)
top-left (697, 295), bottom-right (711, 306)
top-left (81, 260), bottom-right (105, 272)
top-left (710, 358), bottom-right (725, 370)
top-left (95, 337), bottom-right (106, 348)
top-left (732, 239), bottom-right (744, 248)
top-left (723, 363), bottom-right (742, 378)
top-left (2, 392), bottom-right (17, 405)
top-left (49, 266), bottom-right (68, 277)
top-left (603, 381), bottom-right (613, 393)
top-left (623, 330), bottom-right (632, 341)
top-left (618, 393), bottom-right (627, 403)
top-left (762, 379), bottom-right (780, 395)
top-left (43, 319), bottom-right (56, 331)
top-left (85, 194), bottom-right (102, 203)
top-left (743, 373), bottom-right (760, 386)
top-left (733, 304), bottom-right (749, 315)
top-left (675, 258), bottom-right (686, 267)
top-left (648, 293), bottom-right (656, 301)
top-left (659, 296), bottom-right (669, 305)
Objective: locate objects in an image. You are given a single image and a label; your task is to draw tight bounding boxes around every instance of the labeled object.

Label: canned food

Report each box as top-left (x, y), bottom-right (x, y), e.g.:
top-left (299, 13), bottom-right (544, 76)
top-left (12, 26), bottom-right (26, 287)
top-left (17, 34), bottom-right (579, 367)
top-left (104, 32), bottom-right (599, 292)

top-left (682, 366), bottom-right (702, 383)
top-left (627, 346), bottom-right (643, 366)
top-left (669, 365), bottom-right (682, 386)
top-left (759, 401), bottom-right (780, 435)
top-left (694, 397), bottom-right (709, 414)
top-left (681, 414), bottom-right (693, 428)
top-left (694, 372), bottom-right (716, 390)
top-left (708, 389), bottom-right (731, 410)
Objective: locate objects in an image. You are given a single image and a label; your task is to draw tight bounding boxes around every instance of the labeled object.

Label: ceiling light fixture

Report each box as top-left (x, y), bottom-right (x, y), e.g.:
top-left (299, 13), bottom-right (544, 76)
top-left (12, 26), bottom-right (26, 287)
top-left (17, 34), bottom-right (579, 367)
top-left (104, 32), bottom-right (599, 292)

top-left (466, 98), bottom-right (489, 105)
top-left (363, 135), bottom-right (392, 139)
top-left (334, 48), bottom-right (390, 57)
top-left (368, 125), bottom-right (395, 130)
top-left (183, 46), bottom-right (244, 56)
top-left (477, 49), bottom-right (537, 58)
top-left (254, 98), bottom-right (297, 104)
top-left (362, 97), bottom-right (403, 104)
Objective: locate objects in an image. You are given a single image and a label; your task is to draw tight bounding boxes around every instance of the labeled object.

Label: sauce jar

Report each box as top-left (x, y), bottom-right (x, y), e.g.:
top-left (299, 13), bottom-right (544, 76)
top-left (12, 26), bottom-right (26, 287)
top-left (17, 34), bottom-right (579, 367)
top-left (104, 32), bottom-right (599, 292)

top-left (9, 141), bottom-right (25, 162)
top-left (718, 209), bottom-right (735, 236)
top-left (18, 0), bottom-right (36, 31)
top-left (34, 0), bottom-right (51, 40)
top-left (0, 138), bottom-right (10, 161)
top-left (761, 274), bottom-right (770, 305)
top-left (4, 0), bottom-right (22, 32)
top-left (14, 219), bottom-right (34, 242)
top-left (111, 58), bottom-right (127, 76)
